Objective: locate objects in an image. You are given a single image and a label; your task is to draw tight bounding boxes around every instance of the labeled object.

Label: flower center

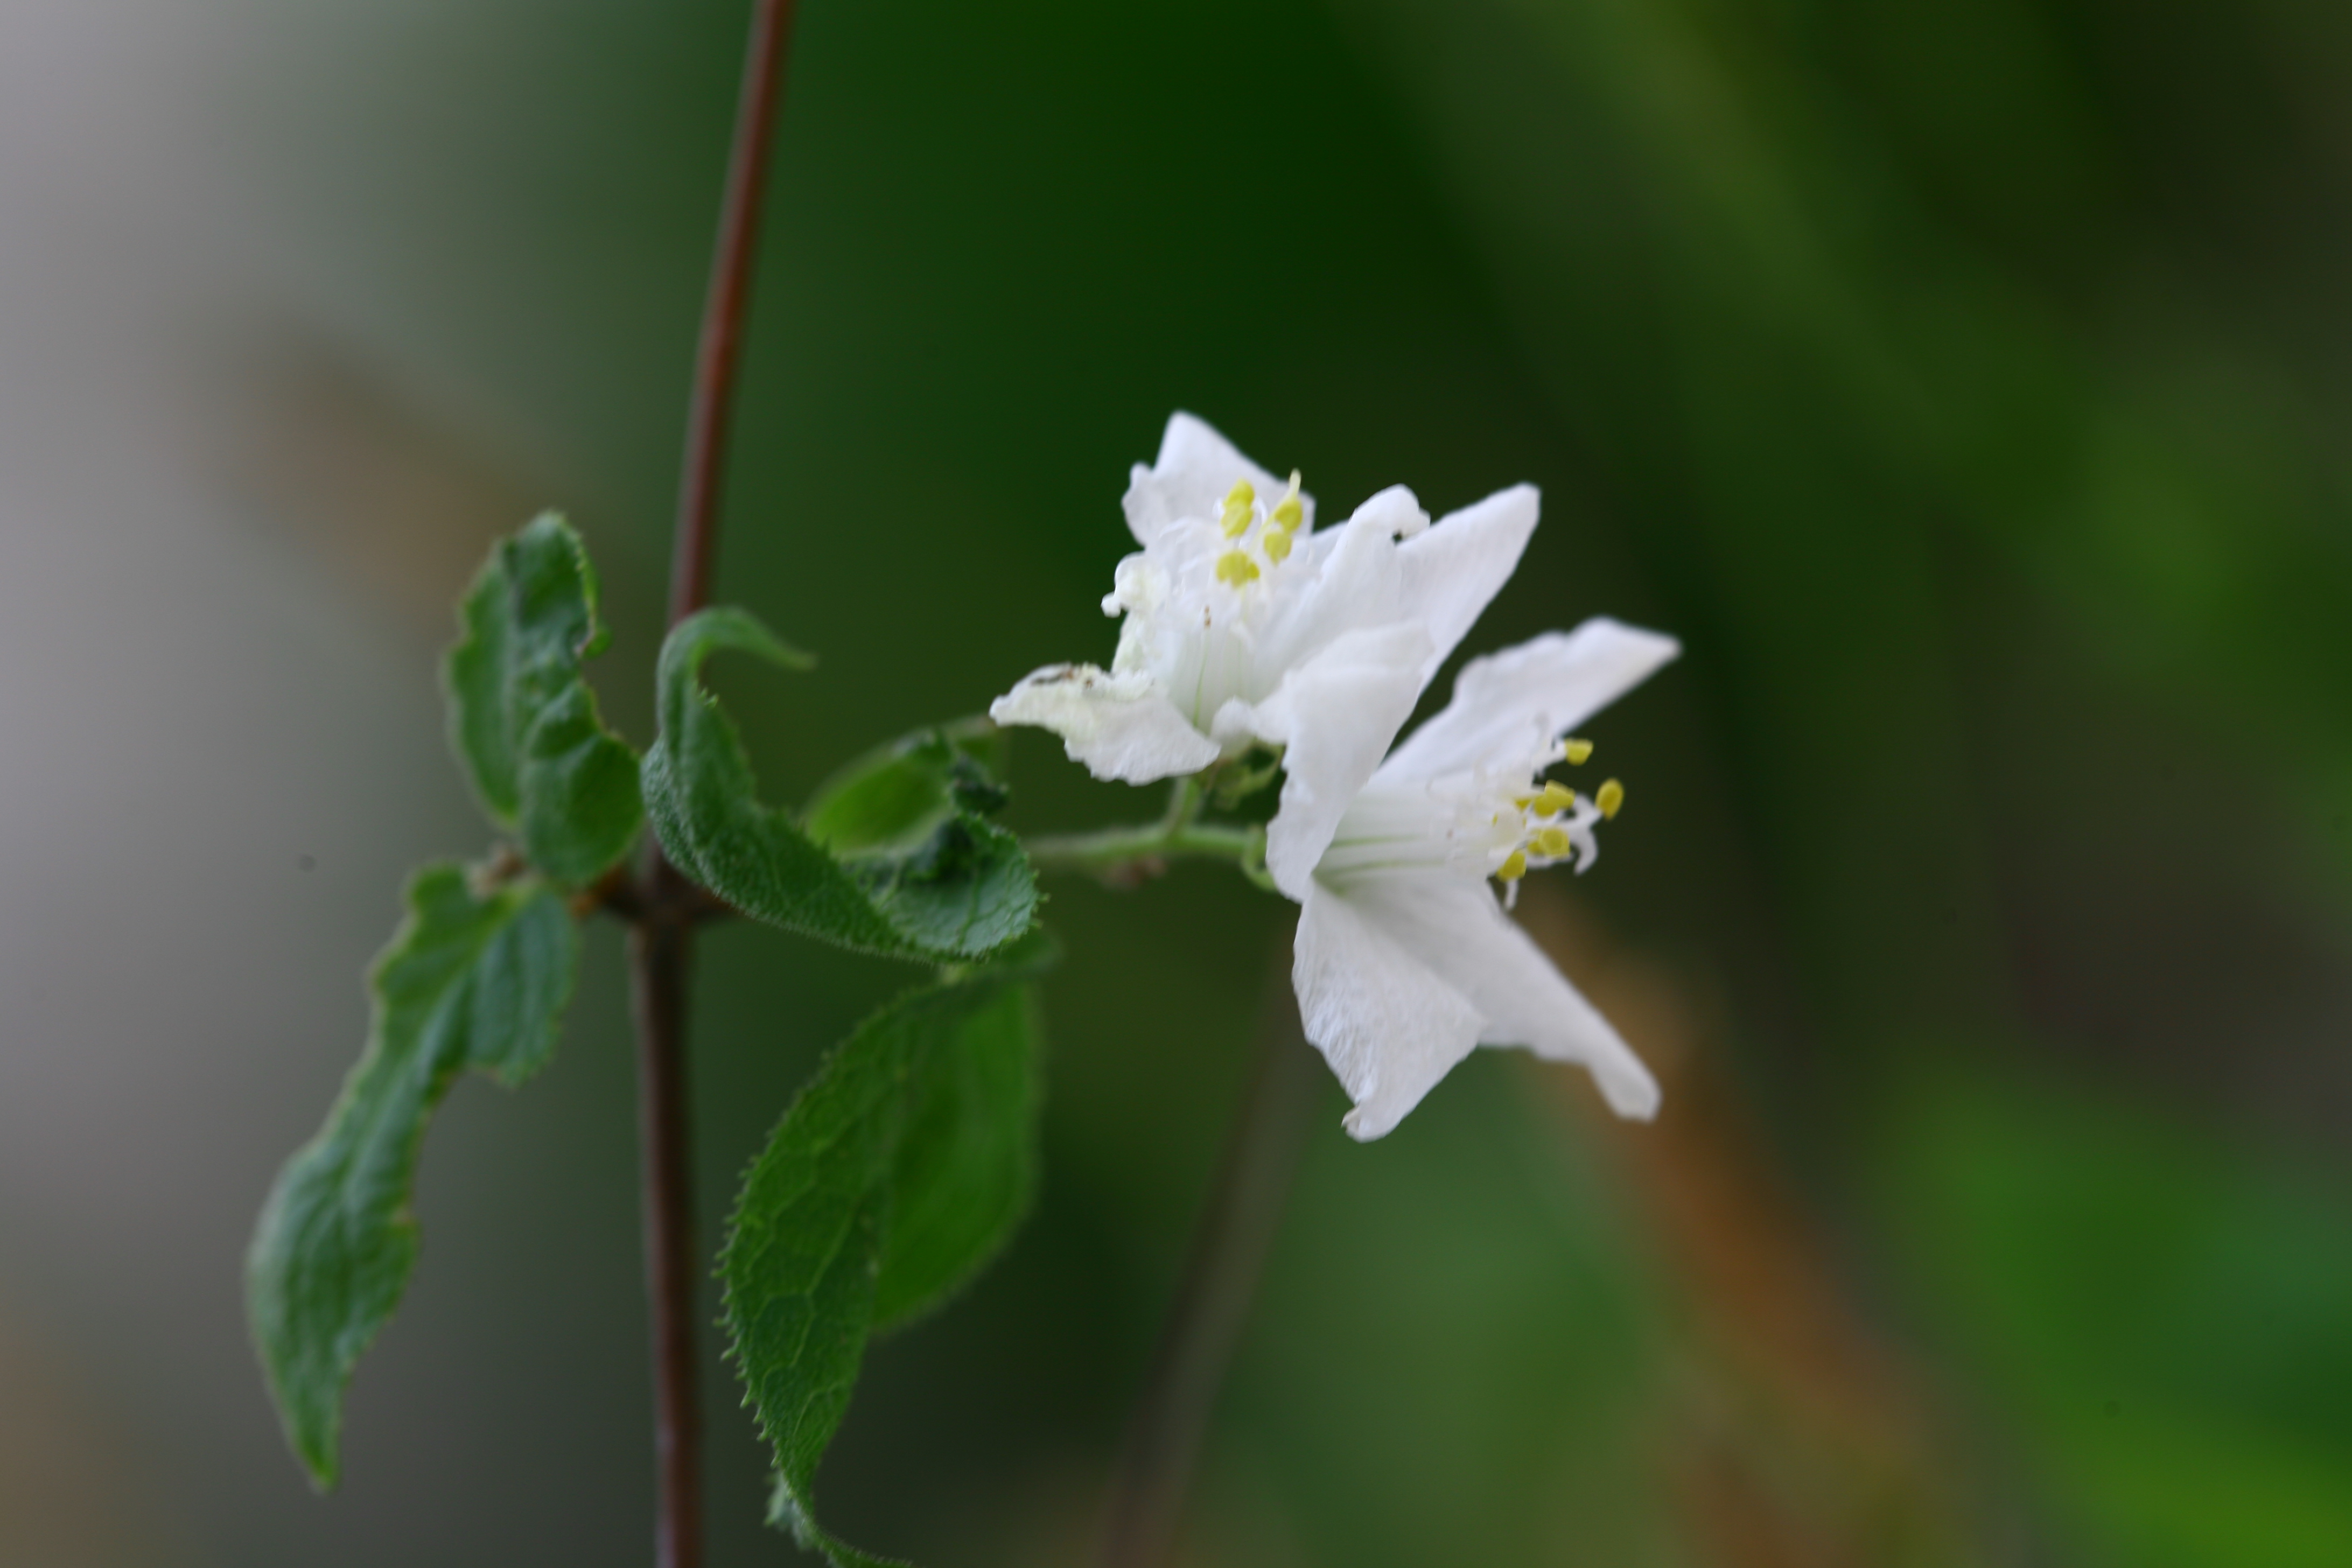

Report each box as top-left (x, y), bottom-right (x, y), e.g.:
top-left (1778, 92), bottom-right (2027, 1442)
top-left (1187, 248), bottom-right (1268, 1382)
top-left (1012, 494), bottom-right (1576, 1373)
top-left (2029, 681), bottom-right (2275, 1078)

top-left (1489, 747), bottom-right (1623, 905)
top-left (1316, 736), bottom-right (1629, 906)
top-left (1212, 472), bottom-right (1305, 587)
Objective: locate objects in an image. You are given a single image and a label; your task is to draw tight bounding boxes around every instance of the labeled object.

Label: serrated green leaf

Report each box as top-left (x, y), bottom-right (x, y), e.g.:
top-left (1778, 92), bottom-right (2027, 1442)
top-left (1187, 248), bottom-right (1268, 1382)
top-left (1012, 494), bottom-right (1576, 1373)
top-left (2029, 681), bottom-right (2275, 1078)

top-left (444, 513), bottom-right (643, 885)
top-left (640, 608), bottom-right (1038, 962)
top-left (247, 863), bottom-right (578, 1488)
top-left (724, 935), bottom-right (1054, 1565)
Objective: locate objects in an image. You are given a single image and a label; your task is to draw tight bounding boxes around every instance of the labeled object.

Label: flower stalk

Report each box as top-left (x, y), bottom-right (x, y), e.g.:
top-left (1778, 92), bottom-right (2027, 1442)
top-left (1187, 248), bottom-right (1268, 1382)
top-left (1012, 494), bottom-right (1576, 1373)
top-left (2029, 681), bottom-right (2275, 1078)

top-left (1025, 776), bottom-right (1276, 889)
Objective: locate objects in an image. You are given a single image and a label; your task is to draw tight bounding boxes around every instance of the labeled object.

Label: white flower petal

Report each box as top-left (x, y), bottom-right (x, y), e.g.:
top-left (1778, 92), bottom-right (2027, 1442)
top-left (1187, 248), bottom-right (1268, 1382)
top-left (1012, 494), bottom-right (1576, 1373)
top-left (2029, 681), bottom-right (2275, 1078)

top-left (1346, 482), bottom-right (1430, 539)
top-left (1241, 622), bottom-right (1436, 900)
top-left (1121, 411), bottom-right (1314, 547)
top-left (1249, 488), bottom-right (1414, 680)
top-left (1394, 484), bottom-right (1539, 680)
top-left (1377, 619), bottom-right (1681, 785)
top-left (1292, 882), bottom-right (1483, 1141)
top-left (1347, 877), bottom-right (1659, 1119)
top-left (988, 663), bottom-right (1221, 783)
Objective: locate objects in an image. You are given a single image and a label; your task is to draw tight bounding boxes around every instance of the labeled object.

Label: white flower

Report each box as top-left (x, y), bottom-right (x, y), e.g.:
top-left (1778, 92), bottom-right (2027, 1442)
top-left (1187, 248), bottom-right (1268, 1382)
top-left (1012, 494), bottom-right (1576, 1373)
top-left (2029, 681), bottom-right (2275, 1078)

top-left (1291, 620), bottom-right (1681, 1140)
top-left (990, 412), bottom-right (1541, 895)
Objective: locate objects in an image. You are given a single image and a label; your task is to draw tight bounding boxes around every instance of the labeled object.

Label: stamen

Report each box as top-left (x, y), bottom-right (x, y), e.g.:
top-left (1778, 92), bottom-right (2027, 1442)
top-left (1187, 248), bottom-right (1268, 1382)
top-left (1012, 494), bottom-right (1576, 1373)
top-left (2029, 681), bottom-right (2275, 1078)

top-left (1214, 550), bottom-right (1261, 586)
top-left (1535, 826), bottom-right (1572, 857)
top-left (1220, 478), bottom-right (1257, 538)
top-left (1596, 779), bottom-right (1625, 819)
top-left (1563, 738), bottom-right (1594, 765)
top-left (1534, 780), bottom-right (1575, 815)
top-left (1270, 471), bottom-right (1304, 532)
top-left (1495, 849), bottom-right (1528, 882)
top-left (1262, 528), bottom-right (1293, 563)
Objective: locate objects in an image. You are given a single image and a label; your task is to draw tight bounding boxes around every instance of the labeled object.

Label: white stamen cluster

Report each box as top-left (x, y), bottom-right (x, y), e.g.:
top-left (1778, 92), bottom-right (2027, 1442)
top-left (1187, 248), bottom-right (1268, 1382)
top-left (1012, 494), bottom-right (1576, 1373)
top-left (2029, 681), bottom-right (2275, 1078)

top-left (1316, 733), bottom-right (1620, 907)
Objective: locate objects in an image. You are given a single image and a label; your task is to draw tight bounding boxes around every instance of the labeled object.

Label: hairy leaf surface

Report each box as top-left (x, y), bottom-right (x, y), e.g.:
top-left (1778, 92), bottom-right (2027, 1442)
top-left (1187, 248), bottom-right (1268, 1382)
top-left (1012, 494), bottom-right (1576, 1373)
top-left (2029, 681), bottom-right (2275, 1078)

top-left (641, 608), bottom-right (1037, 961)
top-left (445, 513), bottom-right (642, 884)
top-left (247, 864), bottom-right (577, 1487)
top-left (724, 935), bottom-right (1052, 1565)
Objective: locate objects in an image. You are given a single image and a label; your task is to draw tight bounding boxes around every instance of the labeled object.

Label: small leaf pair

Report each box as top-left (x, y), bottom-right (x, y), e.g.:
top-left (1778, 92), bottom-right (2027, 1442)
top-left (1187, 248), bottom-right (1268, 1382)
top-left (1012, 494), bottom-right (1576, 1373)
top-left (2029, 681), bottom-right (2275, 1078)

top-left (250, 514), bottom-right (636, 1487)
top-left (248, 514), bottom-right (1044, 1505)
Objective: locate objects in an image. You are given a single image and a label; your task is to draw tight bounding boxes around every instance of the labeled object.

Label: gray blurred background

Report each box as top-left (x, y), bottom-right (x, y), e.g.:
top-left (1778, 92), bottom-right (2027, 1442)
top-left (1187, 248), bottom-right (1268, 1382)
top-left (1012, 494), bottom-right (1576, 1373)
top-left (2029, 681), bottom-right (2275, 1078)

top-left (4, 1), bottom-right (2350, 1564)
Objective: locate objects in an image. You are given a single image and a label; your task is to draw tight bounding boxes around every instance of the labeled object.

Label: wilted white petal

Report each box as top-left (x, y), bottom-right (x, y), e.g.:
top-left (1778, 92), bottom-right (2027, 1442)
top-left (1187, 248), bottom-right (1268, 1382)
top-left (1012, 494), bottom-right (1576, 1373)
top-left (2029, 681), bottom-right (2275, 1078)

top-left (1393, 484), bottom-right (1539, 681)
top-left (1238, 622), bottom-right (1436, 900)
top-left (988, 663), bottom-right (1220, 783)
top-left (1378, 618), bottom-right (1681, 785)
top-left (1292, 882), bottom-right (1483, 1141)
top-left (1347, 877), bottom-right (1658, 1119)
top-left (1121, 411), bottom-right (1311, 547)
top-left (1104, 553), bottom-right (1168, 619)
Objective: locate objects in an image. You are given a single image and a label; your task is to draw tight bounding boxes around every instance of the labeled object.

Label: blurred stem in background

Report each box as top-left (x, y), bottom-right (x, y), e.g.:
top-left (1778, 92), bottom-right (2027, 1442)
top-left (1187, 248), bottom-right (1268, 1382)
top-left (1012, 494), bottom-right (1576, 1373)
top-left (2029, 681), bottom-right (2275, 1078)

top-left (1093, 950), bottom-right (1324, 1568)
top-left (1028, 774), bottom-right (1317, 1565)
top-left (627, 3), bottom-right (798, 1566)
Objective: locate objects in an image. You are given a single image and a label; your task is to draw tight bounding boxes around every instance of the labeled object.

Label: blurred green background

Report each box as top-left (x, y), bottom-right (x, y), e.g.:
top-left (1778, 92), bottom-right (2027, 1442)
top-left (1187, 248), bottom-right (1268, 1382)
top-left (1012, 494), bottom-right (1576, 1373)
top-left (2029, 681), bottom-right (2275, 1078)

top-left (2, 0), bottom-right (2349, 1563)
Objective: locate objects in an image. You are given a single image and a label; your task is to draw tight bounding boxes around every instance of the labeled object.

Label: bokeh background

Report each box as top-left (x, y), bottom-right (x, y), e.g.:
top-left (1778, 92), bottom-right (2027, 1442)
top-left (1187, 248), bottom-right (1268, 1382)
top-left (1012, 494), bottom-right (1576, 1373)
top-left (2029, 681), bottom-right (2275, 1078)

top-left (4, 0), bottom-right (2350, 1563)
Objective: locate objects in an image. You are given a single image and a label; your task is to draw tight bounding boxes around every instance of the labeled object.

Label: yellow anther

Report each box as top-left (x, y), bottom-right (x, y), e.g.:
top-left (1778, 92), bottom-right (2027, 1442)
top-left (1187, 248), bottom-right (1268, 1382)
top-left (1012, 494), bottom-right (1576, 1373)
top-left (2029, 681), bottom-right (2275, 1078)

top-left (1270, 471), bottom-right (1304, 532)
top-left (1512, 794), bottom-right (1534, 809)
top-left (1496, 849), bottom-right (1528, 882)
top-left (1214, 550), bottom-right (1262, 586)
top-left (1262, 527), bottom-right (1294, 563)
top-left (1219, 479), bottom-right (1258, 538)
top-left (1535, 780), bottom-right (1576, 815)
top-left (1536, 826), bottom-right (1573, 857)
top-left (1596, 779), bottom-right (1625, 819)
top-left (1563, 738), bottom-right (1594, 765)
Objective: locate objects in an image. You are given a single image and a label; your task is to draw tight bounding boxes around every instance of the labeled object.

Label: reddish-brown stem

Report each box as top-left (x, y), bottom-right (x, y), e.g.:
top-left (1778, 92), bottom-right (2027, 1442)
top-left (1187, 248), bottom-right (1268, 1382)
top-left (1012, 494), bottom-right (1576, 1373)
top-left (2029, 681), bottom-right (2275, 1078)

top-left (628, 3), bottom-right (800, 1566)
top-left (667, 0), bottom-right (799, 629)
top-left (631, 914), bottom-right (705, 1568)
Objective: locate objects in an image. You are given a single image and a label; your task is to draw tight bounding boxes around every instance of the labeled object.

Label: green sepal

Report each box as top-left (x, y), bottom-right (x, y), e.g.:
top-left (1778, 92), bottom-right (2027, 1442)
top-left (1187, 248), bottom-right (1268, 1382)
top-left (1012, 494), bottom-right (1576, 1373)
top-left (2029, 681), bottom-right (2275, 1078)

top-left (724, 933), bottom-right (1055, 1565)
top-left (640, 608), bottom-right (1038, 962)
top-left (444, 513), bottom-right (643, 885)
top-left (247, 862), bottom-right (579, 1488)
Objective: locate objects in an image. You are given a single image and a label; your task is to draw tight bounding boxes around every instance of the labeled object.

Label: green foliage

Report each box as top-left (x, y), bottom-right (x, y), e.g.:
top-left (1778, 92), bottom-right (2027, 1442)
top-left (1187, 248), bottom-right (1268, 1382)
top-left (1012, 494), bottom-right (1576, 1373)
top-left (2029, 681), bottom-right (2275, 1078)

top-left (722, 935), bottom-right (1053, 1565)
top-left (445, 513), bottom-right (643, 885)
top-left (1890, 1060), bottom-right (2352, 1568)
top-left (247, 863), bottom-right (578, 1488)
top-left (641, 607), bottom-right (1038, 962)
top-left (803, 719), bottom-right (1011, 853)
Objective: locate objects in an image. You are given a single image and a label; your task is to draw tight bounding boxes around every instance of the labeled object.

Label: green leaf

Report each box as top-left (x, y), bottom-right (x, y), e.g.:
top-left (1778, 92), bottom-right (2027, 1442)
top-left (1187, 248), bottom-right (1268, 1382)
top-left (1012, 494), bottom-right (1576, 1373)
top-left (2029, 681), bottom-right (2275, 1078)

top-left (640, 608), bottom-right (1038, 962)
top-left (247, 863), bottom-right (578, 1488)
top-left (872, 975), bottom-right (1040, 1330)
top-left (444, 513), bottom-right (643, 885)
top-left (723, 935), bottom-right (1053, 1565)
top-left (803, 719), bottom-right (1012, 856)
